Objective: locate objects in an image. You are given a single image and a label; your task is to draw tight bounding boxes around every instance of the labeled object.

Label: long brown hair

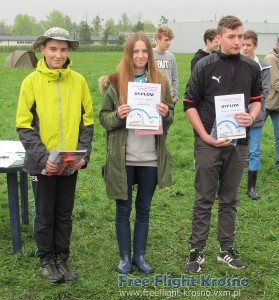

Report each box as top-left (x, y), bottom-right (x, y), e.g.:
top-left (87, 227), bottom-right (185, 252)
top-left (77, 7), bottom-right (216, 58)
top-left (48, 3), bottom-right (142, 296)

top-left (117, 31), bottom-right (166, 104)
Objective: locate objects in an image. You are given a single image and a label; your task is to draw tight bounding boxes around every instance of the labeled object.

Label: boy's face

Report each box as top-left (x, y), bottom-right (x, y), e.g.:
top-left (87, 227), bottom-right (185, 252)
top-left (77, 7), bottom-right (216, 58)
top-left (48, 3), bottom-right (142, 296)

top-left (40, 40), bottom-right (69, 69)
top-left (156, 35), bottom-right (172, 51)
top-left (207, 37), bottom-right (220, 52)
top-left (218, 26), bottom-right (244, 55)
top-left (242, 38), bottom-right (257, 59)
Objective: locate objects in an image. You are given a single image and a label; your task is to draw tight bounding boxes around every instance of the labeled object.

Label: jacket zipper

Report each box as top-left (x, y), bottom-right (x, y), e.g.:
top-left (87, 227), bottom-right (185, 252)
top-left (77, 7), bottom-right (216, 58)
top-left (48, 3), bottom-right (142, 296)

top-left (57, 72), bottom-right (65, 149)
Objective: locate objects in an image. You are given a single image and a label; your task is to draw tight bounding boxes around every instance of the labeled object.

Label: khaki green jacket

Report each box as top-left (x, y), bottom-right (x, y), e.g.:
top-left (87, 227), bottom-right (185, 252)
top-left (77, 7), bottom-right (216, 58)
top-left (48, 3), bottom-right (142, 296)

top-left (99, 74), bottom-right (174, 200)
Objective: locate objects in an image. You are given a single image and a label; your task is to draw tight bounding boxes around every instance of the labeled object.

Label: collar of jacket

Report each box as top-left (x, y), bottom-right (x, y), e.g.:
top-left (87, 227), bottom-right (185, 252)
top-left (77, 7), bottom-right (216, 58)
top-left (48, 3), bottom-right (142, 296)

top-left (36, 57), bottom-right (72, 80)
top-left (217, 51), bottom-right (241, 60)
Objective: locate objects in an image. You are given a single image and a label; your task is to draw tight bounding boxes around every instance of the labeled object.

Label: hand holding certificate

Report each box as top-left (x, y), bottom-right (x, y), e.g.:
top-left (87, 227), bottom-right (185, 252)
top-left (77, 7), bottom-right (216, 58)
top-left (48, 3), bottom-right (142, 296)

top-left (42, 149), bottom-right (87, 176)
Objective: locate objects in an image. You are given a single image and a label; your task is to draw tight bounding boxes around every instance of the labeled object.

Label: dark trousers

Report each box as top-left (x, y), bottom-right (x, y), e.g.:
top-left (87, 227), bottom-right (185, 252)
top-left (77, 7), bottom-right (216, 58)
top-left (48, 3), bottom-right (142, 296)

top-left (115, 166), bottom-right (157, 224)
top-left (189, 137), bottom-right (247, 250)
top-left (30, 172), bottom-right (78, 258)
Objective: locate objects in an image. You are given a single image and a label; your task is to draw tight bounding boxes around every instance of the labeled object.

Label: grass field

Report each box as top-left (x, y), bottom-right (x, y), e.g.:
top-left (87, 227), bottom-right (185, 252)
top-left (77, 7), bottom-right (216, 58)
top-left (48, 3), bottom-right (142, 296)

top-left (0, 51), bottom-right (278, 300)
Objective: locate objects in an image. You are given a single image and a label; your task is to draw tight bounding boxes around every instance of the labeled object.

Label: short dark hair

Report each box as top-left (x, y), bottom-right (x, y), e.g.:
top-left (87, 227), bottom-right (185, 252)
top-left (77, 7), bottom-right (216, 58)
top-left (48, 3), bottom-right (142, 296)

top-left (243, 30), bottom-right (258, 45)
top-left (203, 29), bottom-right (217, 44)
top-left (217, 15), bottom-right (243, 35)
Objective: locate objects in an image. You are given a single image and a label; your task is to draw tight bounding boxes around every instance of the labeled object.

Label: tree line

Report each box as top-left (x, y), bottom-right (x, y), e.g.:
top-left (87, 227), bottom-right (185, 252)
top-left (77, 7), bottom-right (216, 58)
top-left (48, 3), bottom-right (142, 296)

top-left (0, 10), bottom-right (170, 45)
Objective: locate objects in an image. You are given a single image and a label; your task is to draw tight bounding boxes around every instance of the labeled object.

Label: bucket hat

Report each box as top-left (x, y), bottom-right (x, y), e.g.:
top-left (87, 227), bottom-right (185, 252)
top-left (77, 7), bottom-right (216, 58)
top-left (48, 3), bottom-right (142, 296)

top-left (33, 27), bottom-right (79, 51)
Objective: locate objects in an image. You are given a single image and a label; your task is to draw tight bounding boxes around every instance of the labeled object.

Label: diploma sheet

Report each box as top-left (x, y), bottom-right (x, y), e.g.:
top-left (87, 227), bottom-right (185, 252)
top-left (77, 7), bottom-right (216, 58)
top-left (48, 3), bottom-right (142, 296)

top-left (214, 93), bottom-right (246, 139)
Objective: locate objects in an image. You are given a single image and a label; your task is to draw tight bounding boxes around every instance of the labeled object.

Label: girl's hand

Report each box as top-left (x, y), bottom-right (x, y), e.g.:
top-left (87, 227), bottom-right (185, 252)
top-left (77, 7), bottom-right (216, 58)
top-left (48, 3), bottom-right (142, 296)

top-left (156, 103), bottom-right (169, 118)
top-left (117, 104), bottom-right (131, 119)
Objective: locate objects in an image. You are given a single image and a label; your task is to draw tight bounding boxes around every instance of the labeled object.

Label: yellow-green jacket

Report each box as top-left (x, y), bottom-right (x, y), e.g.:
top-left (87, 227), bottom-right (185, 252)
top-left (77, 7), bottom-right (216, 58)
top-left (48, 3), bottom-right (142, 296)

top-left (16, 58), bottom-right (94, 174)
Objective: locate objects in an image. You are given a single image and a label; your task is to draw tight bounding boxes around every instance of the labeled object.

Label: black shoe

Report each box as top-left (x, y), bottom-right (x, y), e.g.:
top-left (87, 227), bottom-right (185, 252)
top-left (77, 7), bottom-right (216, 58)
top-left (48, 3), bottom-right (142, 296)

top-left (40, 255), bottom-right (64, 283)
top-left (217, 247), bottom-right (245, 269)
top-left (185, 248), bottom-right (205, 273)
top-left (55, 255), bottom-right (77, 282)
top-left (247, 188), bottom-right (261, 200)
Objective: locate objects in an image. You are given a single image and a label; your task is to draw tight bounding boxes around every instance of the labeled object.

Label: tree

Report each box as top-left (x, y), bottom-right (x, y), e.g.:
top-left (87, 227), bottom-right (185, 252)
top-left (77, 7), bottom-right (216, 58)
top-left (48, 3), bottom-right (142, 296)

top-left (65, 15), bottom-right (75, 37)
top-left (143, 21), bottom-right (156, 32)
top-left (92, 15), bottom-right (103, 36)
top-left (101, 19), bottom-right (115, 45)
top-left (40, 10), bottom-right (73, 32)
top-left (78, 21), bottom-right (91, 44)
top-left (132, 21), bottom-right (144, 32)
top-left (12, 14), bottom-right (41, 35)
top-left (116, 34), bottom-right (125, 45)
top-left (0, 21), bottom-right (12, 35)
top-left (158, 16), bottom-right (168, 26)
top-left (118, 13), bottom-right (131, 32)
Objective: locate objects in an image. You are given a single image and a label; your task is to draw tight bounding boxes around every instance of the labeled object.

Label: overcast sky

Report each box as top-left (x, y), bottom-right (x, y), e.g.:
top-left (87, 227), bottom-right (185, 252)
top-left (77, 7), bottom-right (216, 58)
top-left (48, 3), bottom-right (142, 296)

top-left (2, 0), bottom-right (279, 25)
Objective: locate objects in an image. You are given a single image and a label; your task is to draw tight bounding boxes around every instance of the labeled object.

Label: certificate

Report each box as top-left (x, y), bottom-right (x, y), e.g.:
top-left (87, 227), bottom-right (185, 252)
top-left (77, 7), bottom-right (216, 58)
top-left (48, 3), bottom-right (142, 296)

top-left (126, 82), bottom-right (161, 130)
top-left (214, 94), bottom-right (246, 139)
top-left (41, 149), bottom-right (87, 176)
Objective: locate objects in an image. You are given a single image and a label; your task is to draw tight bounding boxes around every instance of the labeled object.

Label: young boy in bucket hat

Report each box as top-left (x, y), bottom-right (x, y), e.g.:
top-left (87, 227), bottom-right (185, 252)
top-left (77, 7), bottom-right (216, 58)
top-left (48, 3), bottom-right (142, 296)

top-left (16, 27), bottom-right (94, 283)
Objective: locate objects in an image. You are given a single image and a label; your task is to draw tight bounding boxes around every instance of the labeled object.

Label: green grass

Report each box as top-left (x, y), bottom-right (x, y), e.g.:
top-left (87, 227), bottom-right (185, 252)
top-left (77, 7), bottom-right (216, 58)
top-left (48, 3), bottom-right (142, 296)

top-left (0, 52), bottom-right (278, 300)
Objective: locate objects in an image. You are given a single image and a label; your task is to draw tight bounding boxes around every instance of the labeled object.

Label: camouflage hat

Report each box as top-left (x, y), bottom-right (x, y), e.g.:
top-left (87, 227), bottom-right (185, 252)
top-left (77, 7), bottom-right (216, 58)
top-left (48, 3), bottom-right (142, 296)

top-left (33, 27), bottom-right (79, 51)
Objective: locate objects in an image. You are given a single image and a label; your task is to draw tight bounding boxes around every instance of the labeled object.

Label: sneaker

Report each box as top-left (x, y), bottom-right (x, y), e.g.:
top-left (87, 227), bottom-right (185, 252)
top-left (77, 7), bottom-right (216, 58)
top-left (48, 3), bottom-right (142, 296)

top-left (217, 247), bottom-right (245, 269)
top-left (185, 248), bottom-right (205, 273)
top-left (55, 255), bottom-right (77, 282)
top-left (40, 255), bottom-right (64, 283)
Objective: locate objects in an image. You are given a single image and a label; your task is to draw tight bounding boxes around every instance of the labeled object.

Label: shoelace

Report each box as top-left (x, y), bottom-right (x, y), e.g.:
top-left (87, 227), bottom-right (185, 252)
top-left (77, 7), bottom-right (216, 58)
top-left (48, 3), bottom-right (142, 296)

top-left (190, 250), bottom-right (201, 261)
top-left (226, 248), bottom-right (239, 259)
top-left (56, 258), bottom-right (70, 272)
top-left (43, 259), bottom-right (57, 273)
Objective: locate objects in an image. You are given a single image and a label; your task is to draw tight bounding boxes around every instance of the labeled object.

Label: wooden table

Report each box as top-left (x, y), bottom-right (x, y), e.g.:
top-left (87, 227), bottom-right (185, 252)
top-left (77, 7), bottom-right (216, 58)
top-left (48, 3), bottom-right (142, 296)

top-left (0, 163), bottom-right (29, 253)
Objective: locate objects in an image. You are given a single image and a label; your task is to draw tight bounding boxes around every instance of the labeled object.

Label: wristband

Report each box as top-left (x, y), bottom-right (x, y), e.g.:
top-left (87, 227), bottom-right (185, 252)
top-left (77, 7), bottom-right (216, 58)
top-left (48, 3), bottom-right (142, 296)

top-left (249, 113), bottom-right (255, 125)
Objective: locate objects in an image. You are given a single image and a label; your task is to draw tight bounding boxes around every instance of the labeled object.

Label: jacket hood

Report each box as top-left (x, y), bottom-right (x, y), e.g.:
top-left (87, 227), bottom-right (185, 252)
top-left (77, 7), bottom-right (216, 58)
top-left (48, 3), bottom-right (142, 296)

top-left (98, 73), bottom-right (119, 95)
top-left (98, 75), bottom-right (110, 95)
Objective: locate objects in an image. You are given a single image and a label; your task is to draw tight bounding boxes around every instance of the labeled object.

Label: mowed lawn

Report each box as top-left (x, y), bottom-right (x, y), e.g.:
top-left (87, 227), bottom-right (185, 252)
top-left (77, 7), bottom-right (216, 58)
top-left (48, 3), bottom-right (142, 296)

top-left (0, 51), bottom-right (278, 300)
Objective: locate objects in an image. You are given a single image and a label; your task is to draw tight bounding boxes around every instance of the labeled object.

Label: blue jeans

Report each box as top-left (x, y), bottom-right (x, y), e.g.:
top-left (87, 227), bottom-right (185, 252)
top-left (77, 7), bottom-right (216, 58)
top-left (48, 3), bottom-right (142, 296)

top-left (115, 166), bottom-right (157, 224)
top-left (265, 110), bottom-right (279, 169)
top-left (248, 126), bottom-right (263, 171)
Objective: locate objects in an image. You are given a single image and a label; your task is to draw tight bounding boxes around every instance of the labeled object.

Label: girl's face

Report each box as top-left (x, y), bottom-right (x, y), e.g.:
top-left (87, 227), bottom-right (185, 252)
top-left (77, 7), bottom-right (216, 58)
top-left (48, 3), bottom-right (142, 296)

top-left (132, 40), bottom-right (148, 74)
